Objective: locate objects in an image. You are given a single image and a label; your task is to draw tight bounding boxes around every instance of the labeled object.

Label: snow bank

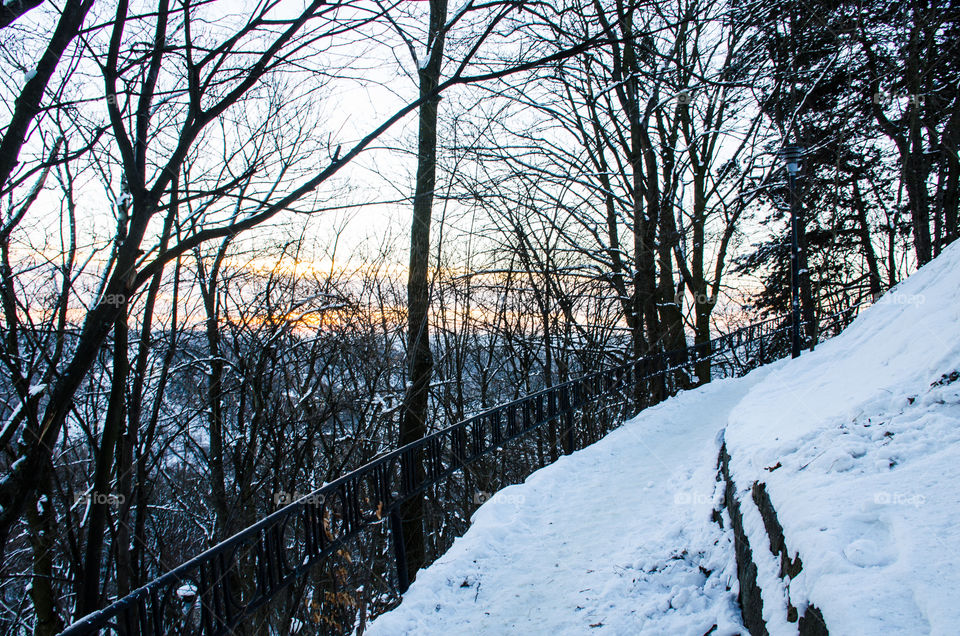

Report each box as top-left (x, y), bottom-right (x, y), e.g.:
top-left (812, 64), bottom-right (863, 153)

top-left (725, 240), bottom-right (960, 634)
top-left (367, 371), bottom-right (775, 635)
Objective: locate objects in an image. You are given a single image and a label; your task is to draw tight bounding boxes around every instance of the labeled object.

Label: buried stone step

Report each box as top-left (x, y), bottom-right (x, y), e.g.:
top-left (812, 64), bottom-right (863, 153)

top-left (717, 443), bottom-right (828, 636)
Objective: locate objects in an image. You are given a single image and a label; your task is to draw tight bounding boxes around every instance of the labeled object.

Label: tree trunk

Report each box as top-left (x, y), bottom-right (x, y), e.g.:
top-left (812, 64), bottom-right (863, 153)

top-left (28, 469), bottom-right (62, 635)
top-left (852, 177), bottom-right (882, 300)
top-left (77, 307), bottom-right (128, 617)
top-left (202, 245), bottom-right (231, 540)
top-left (400, 0), bottom-right (447, 586)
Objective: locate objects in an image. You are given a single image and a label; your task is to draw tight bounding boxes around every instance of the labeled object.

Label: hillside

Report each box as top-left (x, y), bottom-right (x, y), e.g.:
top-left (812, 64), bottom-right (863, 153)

top-left (368, 242), bottom-right (960, 635)
top-left (723, 240), bottom-right (960, 634)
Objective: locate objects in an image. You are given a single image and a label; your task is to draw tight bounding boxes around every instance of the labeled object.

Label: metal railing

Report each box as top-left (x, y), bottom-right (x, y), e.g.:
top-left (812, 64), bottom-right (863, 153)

top-left (62, 307), bottom-right (859, 635)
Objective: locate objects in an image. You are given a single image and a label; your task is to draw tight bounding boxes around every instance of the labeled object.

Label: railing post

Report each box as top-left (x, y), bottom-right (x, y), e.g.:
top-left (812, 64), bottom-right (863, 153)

top-left (656, 351), bottom-right (666, 404)
top-left (560, 385), bottom-right (574, 455)
top-left (633, 360), bottom-right (643, 410)
top-left (758, 329), bottom-right (765, 365)
top-left (389, 509), bottom-right (410, 594)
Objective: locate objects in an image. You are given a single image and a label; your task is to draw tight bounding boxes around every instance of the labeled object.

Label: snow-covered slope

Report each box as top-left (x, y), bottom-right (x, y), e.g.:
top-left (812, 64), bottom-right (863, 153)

top-left (367, 371), bottom-right (774, 635)
top-left (725, 240), bottom-right (960, 634)
top-left (368, 242), bottom-right (960, 635)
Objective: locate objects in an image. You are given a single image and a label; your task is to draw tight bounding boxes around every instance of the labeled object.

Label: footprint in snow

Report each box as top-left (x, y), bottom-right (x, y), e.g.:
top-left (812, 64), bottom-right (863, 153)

top-left (842, 538), bottom-right (895, 567)
top-left (840, 517), bottom-right (897, 568)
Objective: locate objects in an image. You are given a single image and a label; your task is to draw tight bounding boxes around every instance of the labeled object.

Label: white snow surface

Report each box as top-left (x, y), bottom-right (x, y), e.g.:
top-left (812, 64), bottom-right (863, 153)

top-left (369, 242), bottom-right (960, 635)
top-left (367, 371), bottom-right (774, 635)
top-left (725, 240), bottom-right (960, 635)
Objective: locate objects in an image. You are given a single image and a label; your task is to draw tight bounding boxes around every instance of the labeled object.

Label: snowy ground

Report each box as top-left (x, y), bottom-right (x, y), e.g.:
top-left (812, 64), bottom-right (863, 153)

top-left (366, 371), bottom-right (773, 636)
top-left (368, 242), bottom-right (960, 636)
top-left (724, 240), bottom-right (960, 635)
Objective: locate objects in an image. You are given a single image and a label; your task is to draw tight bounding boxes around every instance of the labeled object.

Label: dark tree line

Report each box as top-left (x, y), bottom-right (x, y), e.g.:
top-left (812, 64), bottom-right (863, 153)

top-left (734, 0), bottom-right (960, 321)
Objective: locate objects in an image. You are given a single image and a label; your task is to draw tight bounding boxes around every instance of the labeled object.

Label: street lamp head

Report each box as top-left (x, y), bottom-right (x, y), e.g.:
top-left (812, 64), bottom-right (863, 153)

top-left (782, 145), bottom-right (803, 175)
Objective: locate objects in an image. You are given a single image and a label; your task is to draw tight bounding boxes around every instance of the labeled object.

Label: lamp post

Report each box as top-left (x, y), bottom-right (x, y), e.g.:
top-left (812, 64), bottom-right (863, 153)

top-left (783, 145), bottom-right (803, 359)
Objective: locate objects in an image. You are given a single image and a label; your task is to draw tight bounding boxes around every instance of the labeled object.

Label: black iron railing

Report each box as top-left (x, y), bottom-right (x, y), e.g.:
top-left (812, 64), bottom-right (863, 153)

top-left (61, 307), bottom-right (859, 635)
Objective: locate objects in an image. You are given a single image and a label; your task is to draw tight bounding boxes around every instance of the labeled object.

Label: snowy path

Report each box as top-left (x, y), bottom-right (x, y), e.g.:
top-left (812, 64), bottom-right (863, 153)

top-left (367, 370), bottom-right (772, 636)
